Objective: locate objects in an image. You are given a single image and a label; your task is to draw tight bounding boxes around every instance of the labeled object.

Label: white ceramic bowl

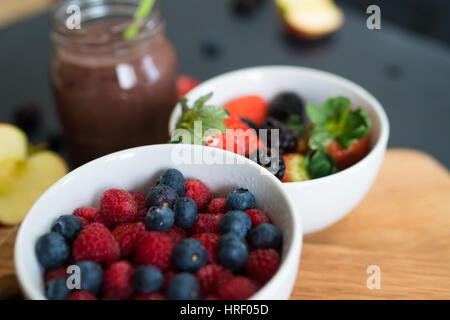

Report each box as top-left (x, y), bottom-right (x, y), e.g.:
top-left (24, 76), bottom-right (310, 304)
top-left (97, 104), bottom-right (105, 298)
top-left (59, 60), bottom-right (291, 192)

top-left (15, 144), bottom-right (302, 300)
top-left (169, 66), bottom-right (390, 234)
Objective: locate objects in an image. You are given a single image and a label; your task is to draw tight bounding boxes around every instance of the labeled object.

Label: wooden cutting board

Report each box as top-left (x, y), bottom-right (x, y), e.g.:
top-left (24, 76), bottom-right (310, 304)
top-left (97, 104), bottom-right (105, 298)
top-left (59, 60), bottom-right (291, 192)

top-left (0, 149), bottom-right (449, 299)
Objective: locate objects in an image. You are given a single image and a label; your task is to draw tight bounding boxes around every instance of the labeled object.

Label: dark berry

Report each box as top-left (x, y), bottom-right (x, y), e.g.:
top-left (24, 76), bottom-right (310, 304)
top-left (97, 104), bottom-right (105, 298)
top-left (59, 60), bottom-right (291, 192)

top-left (51, 215), bottom-right (83, 243)
top-left (250, 149), bottom-right (286, 180)
top-left (46, 278), bottom-right (70, 300)
top-left (13, 102), bottom-right (41, 134)
top-left (132, 265), bottom-right (163, 293)
top-left (241, 118), bottom-right (258, 130)
top-left (76, 261), bottom-right (103, 295)
top-left (158, 168), bottom-right (185, 197)
top-left (35, 232), bottom-right (70, 270)
top-left (174, 197), bottom-right (198, 228)
top-left (167, 273), bottom-right (201, 300)
top-left (145, 206), bottom-right (174, 232)
top-left (249, 223), bottom-right (282, 250)
top-left (232, 0), bottom-right (265, 16)
top-left (172, 239), bottom-right (207, 272)
top-left (268, 92), bottom-right (305, 122)
top-left (219, 210), bottom-right (252, 238)
top-left (218, 232), bottom-right (248, 271)
top-left (146, 184), bottom-right (178, 208)
top-left (261, 116), bottom-right (298, 154)
top-left (226, 188), bottom-right (256, 211)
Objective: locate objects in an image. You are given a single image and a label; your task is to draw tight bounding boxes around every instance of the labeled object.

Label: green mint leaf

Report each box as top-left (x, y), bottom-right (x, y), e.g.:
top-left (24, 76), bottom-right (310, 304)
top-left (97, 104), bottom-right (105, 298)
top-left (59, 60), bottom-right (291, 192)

top-left (337, 108), bottom-right (371, 148)
top-left (306, 104), bottom-right (327, 125)
top-left (323, 96), bottom-right (350, 120)
top-left (308, 127), bottom-right (334, 150)
top-left (286, 114), bottom-right (305, 136)
top-left (305, 149), bottom-right (337, 179)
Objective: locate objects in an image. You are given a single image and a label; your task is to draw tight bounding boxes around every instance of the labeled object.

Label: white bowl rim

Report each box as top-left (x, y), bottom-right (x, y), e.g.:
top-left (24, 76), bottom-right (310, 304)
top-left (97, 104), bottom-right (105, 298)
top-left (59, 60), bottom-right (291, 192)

top-left (14, 143), bottom-right (302, 300)
top-left (168, 65), bottom-right (390, 186)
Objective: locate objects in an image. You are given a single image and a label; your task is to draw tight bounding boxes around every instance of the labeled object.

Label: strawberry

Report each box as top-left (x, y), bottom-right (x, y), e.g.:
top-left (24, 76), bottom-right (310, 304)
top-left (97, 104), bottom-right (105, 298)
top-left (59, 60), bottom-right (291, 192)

top-left (175, 93), bottom-right (264, 157)
top-left (224, 95), bottom-right (268, 127)
top-left (326, 134), bottom-right (369, 170)
top-left (281, 153), bottom-right (310, 182)
top-left (177, 75), bottom-right (200, 98)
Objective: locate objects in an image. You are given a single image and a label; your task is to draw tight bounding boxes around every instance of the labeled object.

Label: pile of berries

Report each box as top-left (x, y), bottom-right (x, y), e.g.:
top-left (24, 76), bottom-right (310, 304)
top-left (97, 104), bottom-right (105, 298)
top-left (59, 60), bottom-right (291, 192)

top-left (35, 168), bottom-right (283, 300)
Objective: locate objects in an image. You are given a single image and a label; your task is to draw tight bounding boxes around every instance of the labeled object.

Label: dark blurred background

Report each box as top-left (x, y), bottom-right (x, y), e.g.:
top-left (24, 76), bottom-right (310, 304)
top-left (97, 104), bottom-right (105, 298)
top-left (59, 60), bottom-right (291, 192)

top-left (0, 0), bottom-right (449, 167)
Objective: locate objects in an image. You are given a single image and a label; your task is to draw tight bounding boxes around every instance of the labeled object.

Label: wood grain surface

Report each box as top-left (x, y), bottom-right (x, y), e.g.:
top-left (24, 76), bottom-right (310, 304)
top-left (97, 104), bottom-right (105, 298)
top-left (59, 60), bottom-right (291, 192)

top-left (0, 149), bottom-right (449, 299)
top-left (0, 0), bottom-right (52, 28)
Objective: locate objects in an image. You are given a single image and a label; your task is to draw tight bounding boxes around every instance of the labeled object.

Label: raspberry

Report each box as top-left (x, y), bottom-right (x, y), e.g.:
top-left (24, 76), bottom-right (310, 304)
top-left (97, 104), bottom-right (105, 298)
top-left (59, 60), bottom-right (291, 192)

top-left (102, 261), bottom-right (135, 300)
top-left (245, 249), bottom-right (280, 283)
top-left (166, 225), bottom-right (187, 244)
top-left (188, 214), bottom-right (223, 234)
top-left (217, 277), bottom-right (258, 300)
top-left (134, 232), bottom-right (173, 271)
top-left (195, 264), bottom-right (232, 296)
top-left (44, 267), bottom-right (67, 283)
top-left (67, 290), bottom-right (97, 300)
top-left (245, 209), bottom-right (270, 227)
top-left (73, 207), bottom-right (97, 223)
top-left (207, 198), bottom-right (227, 214)
top-left (133, 292), bottom-right (166, 300)
top-left (78, 217), bottom-right (90, 227)
top-left (72, 223), bottom-right (120, 266)
top-left (112, 222), bottom-right (146, 257)
top-left (130, 191), bottom-right (147, 222)
top-left (185, 179), bottom-right (212, 211)
top-left (99, 189), bottom-right (137, 227)
top-left (191, 233), bottom-right (220, 264)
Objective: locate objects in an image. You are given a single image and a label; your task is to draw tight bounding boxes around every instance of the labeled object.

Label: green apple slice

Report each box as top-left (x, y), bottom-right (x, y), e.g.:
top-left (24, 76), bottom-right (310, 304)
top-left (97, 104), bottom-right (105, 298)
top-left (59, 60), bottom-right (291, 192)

top-left (0, 123), bottom-right (27, 161)
top-left (0, 151), bottom-right (68, 225)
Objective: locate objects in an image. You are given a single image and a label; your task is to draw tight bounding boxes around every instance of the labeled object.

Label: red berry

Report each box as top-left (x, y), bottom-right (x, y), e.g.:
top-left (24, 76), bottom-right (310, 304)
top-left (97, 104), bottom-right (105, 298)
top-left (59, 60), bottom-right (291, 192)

top-left (204, 295), bottom-right (219, 300)
top-left (133, 292), bottom-right (166, 300)
top-left (217, 277), bottom-right (258, 300)
top-left (245, 249), bottom-right (280, 283)
top-left (177, 75), bottom-right (200, 98)
top-left (130, 191), bottom-right (147, 222)
top-left (67, 290), bottom-right (97, 300)
top-left (191, 233), bottom-right (220, 264)
top-left (207, 198), bottom-right (227, 214)
top-left (134, 232), bottom-right (173, 270)
top-left (112, 222), bottom-right (146, 257)
top-left (245, 209), bottom-right (270, 227)
top-left (224, 95), bottom-right (268, 127)
top-left (45, 267), bottom-right (67, 283)
top-left (185, 179), bottom-right (212, 211)
top-left (166, 225), bottom-right (187, 245)
top-left (188, 214), bottom-right (223, 234)
top-left (102, 261), bottom-right (135, 300)
top-left (195, 264), bottom-right (232, 296)
top-left (73, 207), bottom-right (98, 223)
top-left (99, 189), bottom-right (137, 228)
top-left (78, 217), bottom-right (90, 227)
top-left (72, 223), bottom-right (120, 266)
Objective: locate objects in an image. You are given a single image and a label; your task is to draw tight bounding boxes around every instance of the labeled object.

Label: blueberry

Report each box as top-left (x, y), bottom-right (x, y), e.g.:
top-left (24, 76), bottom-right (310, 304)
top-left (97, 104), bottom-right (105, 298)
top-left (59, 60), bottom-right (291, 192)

top-left (249, 223), bottom-right (282, 250)
top-left (132, 265), bottom-right (163, 293)
top-left (46, 278), bottom-right (70, 300)
top-left (158, 168), bottom-right (185, 197)
top-left (146, 184), bottom-right (178, 208)
top-left (174, 197), bottom-right (198, 228)
top-left (219, 210), bottom-right (252, 238)
top-left (226, 188), bottom-right (256, 211)
top-left (268, 92), bottom-right (305, 122)
top-left (218, 232), bottom-right (248, 270)
top-left (51, 215), bottom-right (83, 242)
top-left (35, 232), bottom-right (70, 270)
top-left (145, 206), bottom-right (174, 232)
top-left (172, 239), bottom-right (207, 272)
top-left (76, 261), bottom-right (103, 294)
top-left (167, 273), bottom-right (200, 300)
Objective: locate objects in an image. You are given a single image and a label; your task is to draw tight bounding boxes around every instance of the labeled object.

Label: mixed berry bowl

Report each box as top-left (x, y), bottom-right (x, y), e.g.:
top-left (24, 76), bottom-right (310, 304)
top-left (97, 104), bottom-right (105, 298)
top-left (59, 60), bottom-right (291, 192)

top-left (14, 144), bottom-right (302, 300)
top-left (169, 66), bottom-right (390, 234)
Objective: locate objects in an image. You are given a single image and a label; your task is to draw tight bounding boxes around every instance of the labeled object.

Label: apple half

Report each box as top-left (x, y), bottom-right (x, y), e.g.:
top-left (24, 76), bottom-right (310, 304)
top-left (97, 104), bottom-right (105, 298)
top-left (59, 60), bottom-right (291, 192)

top-left (276, 0), bottom-right (344, 39)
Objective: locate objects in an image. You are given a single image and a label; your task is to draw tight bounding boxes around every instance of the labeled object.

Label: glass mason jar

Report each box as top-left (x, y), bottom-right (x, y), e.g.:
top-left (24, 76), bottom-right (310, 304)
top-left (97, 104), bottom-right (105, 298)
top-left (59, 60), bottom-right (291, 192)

top-left (50, 0), bottom-right (178, 167)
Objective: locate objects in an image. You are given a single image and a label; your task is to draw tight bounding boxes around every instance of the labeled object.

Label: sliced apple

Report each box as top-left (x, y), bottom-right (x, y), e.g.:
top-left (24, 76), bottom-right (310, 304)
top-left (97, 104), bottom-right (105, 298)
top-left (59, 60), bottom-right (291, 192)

top-left (276, 0), bottom-right (344, 39)
top-left (0, 123), bottom-right (27, 161)
top-left (0, 151), bottom-right (68, 225)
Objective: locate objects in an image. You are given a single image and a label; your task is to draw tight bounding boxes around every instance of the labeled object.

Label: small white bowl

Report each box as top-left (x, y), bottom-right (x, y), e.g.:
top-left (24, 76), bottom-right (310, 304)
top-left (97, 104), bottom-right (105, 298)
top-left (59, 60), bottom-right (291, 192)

top-left (15, 144), bottom-right (302, 300)
top-left (169, 66), bottom-right (389, 234)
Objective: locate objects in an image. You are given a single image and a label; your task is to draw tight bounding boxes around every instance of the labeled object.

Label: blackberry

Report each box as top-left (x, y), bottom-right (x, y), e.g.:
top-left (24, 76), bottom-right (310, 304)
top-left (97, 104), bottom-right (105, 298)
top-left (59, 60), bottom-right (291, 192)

top-left (268, 92), bottom-right (305, 122)
top-left (261, 116), bottom-right (298, 154)
top-left (250, 149), bottom-right (286, 180)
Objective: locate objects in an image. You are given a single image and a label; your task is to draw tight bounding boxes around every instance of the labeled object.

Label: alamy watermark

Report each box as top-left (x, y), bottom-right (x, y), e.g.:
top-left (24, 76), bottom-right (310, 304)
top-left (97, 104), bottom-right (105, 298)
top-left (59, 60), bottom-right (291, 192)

top-left (66, 4), bottom-right (81, 30)
top-left (366, 5), bottom-right (381, 30)
top-left (366, 265), bottom-right (381, 290)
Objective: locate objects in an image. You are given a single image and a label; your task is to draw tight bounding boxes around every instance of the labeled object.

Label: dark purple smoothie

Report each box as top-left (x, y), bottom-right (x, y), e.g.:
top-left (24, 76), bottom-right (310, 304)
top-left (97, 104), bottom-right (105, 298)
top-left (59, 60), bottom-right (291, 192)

top-left (51, 15), bottom-right (178, 166)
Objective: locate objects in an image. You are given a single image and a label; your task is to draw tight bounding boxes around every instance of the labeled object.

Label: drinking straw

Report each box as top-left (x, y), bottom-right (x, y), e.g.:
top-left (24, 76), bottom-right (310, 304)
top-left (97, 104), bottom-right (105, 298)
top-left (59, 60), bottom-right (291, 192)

top-left (123, 0), bottom-right (156, 40)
